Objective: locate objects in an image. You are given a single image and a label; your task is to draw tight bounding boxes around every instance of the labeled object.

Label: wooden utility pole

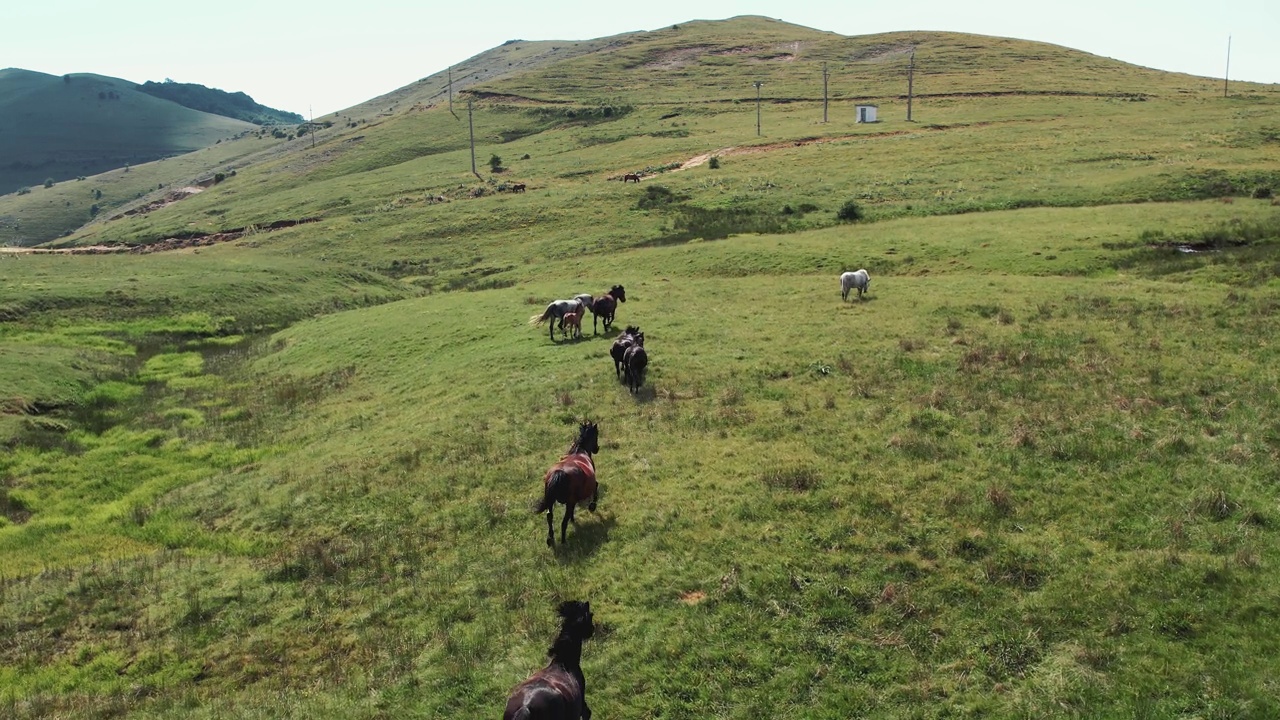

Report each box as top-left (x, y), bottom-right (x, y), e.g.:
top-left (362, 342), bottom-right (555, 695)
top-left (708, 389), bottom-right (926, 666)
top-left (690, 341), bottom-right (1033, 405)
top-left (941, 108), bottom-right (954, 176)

top-left (468, 98), bottom-right (480, 179)
top-left (310, 105), bottom-right (315, 150)
top-left (1224, 36), bottom-right (1231, 98)
top-left (907, 49), bottom-right (916, 121)
top-left (822, 63), bottom-right (829, 123)
top-left (449, 66), bottom-right (455, 116)
top-left (754, 81), bottom-right (764, 135)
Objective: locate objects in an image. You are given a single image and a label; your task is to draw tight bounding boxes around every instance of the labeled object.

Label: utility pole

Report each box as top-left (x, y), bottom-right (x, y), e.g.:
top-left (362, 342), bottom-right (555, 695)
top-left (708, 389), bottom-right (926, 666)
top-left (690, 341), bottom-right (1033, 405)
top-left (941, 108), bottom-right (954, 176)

top-left (822, 63), bottom-right (829, 123)
top-left (309, 105), bottom-right (315, 150)
top-left (449, 66), bottom-right (455, 117)
top-left (907, 49), bottom-right (916, 122)
top-left (1224, 36), bottom-right (1231, 98)
top-left (754, 81), bottom-right (764, 136)
top-left (468, 97), bottom-right (480, 178)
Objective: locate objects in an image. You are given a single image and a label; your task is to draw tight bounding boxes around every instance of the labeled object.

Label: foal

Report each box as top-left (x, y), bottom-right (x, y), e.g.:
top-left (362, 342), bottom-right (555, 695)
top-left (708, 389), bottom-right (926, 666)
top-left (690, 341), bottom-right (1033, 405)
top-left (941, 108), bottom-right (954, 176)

top-left (536, 422), bottom-right (600, 547)
top-left (560, 302), bottom-right (585, 340)
top-left (503, 600), bottom-right (596, 720)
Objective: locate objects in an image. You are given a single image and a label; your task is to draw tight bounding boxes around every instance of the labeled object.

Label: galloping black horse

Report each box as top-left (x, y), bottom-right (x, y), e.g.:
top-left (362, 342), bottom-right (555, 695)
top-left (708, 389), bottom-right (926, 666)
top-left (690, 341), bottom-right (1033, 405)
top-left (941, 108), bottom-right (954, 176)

top-left (536, 421), bottom-right (600, 547)
top-left (588, 285), bottom-right (627, 334)
top-left (503, 600), bottom-right (596, 720)
top-left (623, 332), bottom-right (648, 394)
top-left (610, 325), bottom-right (641, 379)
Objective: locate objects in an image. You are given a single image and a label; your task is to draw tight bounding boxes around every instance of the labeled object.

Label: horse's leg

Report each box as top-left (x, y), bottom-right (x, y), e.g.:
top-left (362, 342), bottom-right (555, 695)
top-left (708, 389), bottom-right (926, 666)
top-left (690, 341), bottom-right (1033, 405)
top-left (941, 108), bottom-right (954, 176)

top-left (561, 504), bottom-right (573, 543)
top-left (545, 505), bottom-right (556, 548)
top-left (588, 487), bottom-right (598, 512)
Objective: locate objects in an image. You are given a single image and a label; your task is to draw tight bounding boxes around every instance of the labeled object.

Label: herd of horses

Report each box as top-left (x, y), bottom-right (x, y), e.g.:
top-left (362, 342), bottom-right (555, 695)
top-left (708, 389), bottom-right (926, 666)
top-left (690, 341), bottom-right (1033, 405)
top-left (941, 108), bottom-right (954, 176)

top-left (506, 270), bottom-right (871, 717)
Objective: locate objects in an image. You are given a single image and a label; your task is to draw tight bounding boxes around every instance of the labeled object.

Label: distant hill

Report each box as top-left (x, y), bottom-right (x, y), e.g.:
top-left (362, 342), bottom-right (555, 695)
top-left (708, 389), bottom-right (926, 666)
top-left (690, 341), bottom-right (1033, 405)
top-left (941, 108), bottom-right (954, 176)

top-left (0, 68), bottom-right (255, 194)
top-left (135, 80), bottom-right (304, 125)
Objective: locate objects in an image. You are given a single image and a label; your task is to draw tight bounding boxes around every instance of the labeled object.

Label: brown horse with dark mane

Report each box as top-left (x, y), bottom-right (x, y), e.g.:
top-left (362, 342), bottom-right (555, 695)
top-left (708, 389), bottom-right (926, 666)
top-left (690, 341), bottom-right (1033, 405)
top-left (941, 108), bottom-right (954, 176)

top-left (503, 600), bottom-right (596, 720)
top-left (536, 421), bottom-right (600, 547)
top-left (588, 285), bottom-right (627, 334)
top-left (622, 173), bottom-right (641, 183)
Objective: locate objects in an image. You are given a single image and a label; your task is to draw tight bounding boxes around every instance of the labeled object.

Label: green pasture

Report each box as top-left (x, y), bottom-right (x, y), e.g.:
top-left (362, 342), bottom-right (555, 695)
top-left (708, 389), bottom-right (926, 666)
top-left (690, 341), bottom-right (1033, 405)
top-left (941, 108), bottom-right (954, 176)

top-left (2, 16), bottom-right (1280, 719)
top-left (4, 200), bottom-right (1280, 717)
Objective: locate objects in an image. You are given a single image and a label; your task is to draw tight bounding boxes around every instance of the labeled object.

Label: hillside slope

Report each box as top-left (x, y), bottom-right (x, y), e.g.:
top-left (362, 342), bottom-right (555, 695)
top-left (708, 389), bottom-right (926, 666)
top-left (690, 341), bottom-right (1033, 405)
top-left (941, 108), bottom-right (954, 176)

top-left (0, 68), bottom-right (255, 194)
top-left (135, 79), bottom-right (304, 125)
top-left (3, 15), bottom-right (1280, 720)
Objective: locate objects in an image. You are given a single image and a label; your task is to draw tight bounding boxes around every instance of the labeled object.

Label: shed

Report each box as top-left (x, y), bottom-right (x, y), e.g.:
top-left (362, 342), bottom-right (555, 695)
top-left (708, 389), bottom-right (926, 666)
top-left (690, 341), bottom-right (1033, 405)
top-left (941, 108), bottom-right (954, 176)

top-left (855, 104), bottom-right (879, 123)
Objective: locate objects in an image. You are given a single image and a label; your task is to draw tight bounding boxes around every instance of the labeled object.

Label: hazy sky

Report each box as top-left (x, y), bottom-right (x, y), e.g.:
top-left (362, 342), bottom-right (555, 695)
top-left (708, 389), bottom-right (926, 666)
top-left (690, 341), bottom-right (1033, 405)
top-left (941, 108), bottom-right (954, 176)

top-left (5, 0), bottom-right (1276, 116)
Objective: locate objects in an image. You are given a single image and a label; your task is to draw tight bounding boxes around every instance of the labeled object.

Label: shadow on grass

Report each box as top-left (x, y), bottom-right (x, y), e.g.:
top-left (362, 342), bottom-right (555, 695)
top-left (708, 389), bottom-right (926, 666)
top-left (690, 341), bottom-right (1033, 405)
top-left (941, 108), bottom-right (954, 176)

top-left (553, 512), bottom-right (617, 563)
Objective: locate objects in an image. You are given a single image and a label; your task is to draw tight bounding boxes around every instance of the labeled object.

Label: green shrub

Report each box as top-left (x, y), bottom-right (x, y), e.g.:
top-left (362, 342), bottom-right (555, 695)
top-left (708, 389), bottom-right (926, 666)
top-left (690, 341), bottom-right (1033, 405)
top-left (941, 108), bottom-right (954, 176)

top-left (44, 178), bottom-right (55, 188)
top-left (836, 200), bottom-right (864, 222)
top-left (709, 156), bottom-right (720, 169)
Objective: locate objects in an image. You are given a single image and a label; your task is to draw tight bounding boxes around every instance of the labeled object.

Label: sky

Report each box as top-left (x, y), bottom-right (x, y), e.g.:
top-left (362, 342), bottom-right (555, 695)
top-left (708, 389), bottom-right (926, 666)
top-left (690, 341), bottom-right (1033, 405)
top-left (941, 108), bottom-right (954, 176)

top-left (5, 0), bottom-right (1277, 117)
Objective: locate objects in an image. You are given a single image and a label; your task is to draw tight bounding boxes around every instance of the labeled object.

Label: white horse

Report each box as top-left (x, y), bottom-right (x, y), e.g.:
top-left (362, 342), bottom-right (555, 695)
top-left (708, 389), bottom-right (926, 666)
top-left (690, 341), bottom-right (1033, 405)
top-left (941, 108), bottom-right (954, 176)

top-left (840, 269), bottom-right (870, 301)
top-left (529, 293), bottom-right (597, 340)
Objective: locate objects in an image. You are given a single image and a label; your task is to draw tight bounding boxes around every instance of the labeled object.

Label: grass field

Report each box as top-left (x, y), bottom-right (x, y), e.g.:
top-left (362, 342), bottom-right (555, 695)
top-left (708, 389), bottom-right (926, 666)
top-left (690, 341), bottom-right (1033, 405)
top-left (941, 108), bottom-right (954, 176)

top-left (3, 16), bottom-right (1280, 719)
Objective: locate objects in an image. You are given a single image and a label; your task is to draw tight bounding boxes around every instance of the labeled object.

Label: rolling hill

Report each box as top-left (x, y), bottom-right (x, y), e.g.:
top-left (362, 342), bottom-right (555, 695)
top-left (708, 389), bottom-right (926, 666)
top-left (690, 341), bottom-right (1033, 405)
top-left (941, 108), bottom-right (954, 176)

top-left (2, 16), bottom-right (1280, 719)
top-left (0, 68), bottom-right (256, 195)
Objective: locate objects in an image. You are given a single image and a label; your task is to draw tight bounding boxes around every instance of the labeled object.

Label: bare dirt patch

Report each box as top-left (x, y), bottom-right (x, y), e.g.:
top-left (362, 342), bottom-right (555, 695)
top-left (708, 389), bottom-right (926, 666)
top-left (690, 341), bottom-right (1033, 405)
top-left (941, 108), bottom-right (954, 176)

top-left (680, 590), bottom-right (707, 605)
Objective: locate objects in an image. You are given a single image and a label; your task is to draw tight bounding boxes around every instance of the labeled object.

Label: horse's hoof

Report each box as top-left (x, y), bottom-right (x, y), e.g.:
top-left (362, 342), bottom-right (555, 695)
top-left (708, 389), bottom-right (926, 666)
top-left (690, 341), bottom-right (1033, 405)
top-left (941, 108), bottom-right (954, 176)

top-left (588, 502), bottom-right (597, 512)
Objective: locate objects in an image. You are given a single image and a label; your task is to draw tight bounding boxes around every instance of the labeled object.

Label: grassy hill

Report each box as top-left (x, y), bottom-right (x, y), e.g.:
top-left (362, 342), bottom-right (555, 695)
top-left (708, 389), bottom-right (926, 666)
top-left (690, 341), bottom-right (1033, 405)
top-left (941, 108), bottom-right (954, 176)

top-left (2, 16), bottom-right (1280, 718)
top-left (0, 68), bottom-right (255, 196)
top-left (135, 80), bottom-right (304, 125)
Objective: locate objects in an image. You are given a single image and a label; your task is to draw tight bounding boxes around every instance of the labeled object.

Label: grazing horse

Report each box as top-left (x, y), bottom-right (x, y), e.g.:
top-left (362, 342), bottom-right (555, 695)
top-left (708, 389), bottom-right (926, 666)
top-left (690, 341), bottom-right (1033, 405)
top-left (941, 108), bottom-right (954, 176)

top-left (610, 325), bottom-right (640, 378)
top-left (503, 600), bottom-right (596, 720)
top-left (536, 421), bottom-right (600, 547)
top-left (623, 333), bottom-right (648, 394)
top-left (561, 302), bottom-right (585, 340)
top-left (530, 299), bottom-right (587, 341)
top-left (589, 285), bottom-right (627, 334)
top-left (840, 269), bottom-right (871, 301)
top-left (622, 173), bottom-right (641, 183)
top-left (511, 183), bottom-right (527, 193)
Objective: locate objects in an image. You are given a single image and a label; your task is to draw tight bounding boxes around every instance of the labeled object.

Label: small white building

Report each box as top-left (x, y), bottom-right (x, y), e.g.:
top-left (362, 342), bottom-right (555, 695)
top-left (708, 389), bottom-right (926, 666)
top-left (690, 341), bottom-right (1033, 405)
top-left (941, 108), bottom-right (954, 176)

top-left (855, 104), bottom-right (879, 123)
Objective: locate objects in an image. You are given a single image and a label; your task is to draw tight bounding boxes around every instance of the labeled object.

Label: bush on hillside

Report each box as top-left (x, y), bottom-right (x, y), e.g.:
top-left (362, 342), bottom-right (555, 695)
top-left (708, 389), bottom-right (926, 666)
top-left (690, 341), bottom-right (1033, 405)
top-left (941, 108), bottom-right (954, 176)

top-left (43, 178), bottom-right (54, 188)
top-left (836, 200), bottom-right (864, 222)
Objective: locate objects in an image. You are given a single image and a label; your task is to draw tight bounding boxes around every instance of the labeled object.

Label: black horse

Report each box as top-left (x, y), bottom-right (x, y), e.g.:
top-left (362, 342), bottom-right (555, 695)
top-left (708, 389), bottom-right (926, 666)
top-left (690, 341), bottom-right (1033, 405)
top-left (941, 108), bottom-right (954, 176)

top-left (610, 325), bottom-right (641, 379)
top-left (623, 333), bottom-right (648, 394)
top-left (588, 285), bottom-right (627, 334)
top-left (504, 600), bottom-right (596, 720)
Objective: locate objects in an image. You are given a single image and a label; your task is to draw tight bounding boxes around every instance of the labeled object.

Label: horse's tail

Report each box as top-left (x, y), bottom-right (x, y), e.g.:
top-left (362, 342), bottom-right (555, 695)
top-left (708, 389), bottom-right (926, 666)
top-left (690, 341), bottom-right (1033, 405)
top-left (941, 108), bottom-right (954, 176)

top-left (535, 470), bottom-right (569, 512)
top-left (528, 306), bottom-right (551, 326)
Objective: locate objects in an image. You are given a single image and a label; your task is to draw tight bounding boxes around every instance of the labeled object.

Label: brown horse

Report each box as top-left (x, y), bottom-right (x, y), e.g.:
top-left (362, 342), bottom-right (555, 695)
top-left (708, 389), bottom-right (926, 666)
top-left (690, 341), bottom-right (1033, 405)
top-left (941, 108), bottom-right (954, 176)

top-left (561, 302), bottom-right (585, 340)
top-left (536, 421), bottom-right (600, 547)
top-left (589, 285), bottom-right (627, 334)
top-left (503, 600), bottom-right (596, 720)
top-left (610, 325), bottom-right (640, 378)
top-left (511, 183), bottom-right (527, 193)
top-left (622, 173), bottom-right (641, 183)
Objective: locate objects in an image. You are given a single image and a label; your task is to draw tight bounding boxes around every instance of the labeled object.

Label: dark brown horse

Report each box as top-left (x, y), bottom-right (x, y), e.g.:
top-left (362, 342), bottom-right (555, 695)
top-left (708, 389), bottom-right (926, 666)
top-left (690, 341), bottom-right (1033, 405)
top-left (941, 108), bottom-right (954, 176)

top-left (622, 173), bottom-right (641, 183)
top-left (610, 325), bottom-right (640, 378)
top-left (536, 421), bottom-right (600, 547)
top-left (623, 333), bottom-right (648, 394)
top-left (589, 285), bottom-right (627, 334)
top-left (503, 600), bottom-right (596, 720)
